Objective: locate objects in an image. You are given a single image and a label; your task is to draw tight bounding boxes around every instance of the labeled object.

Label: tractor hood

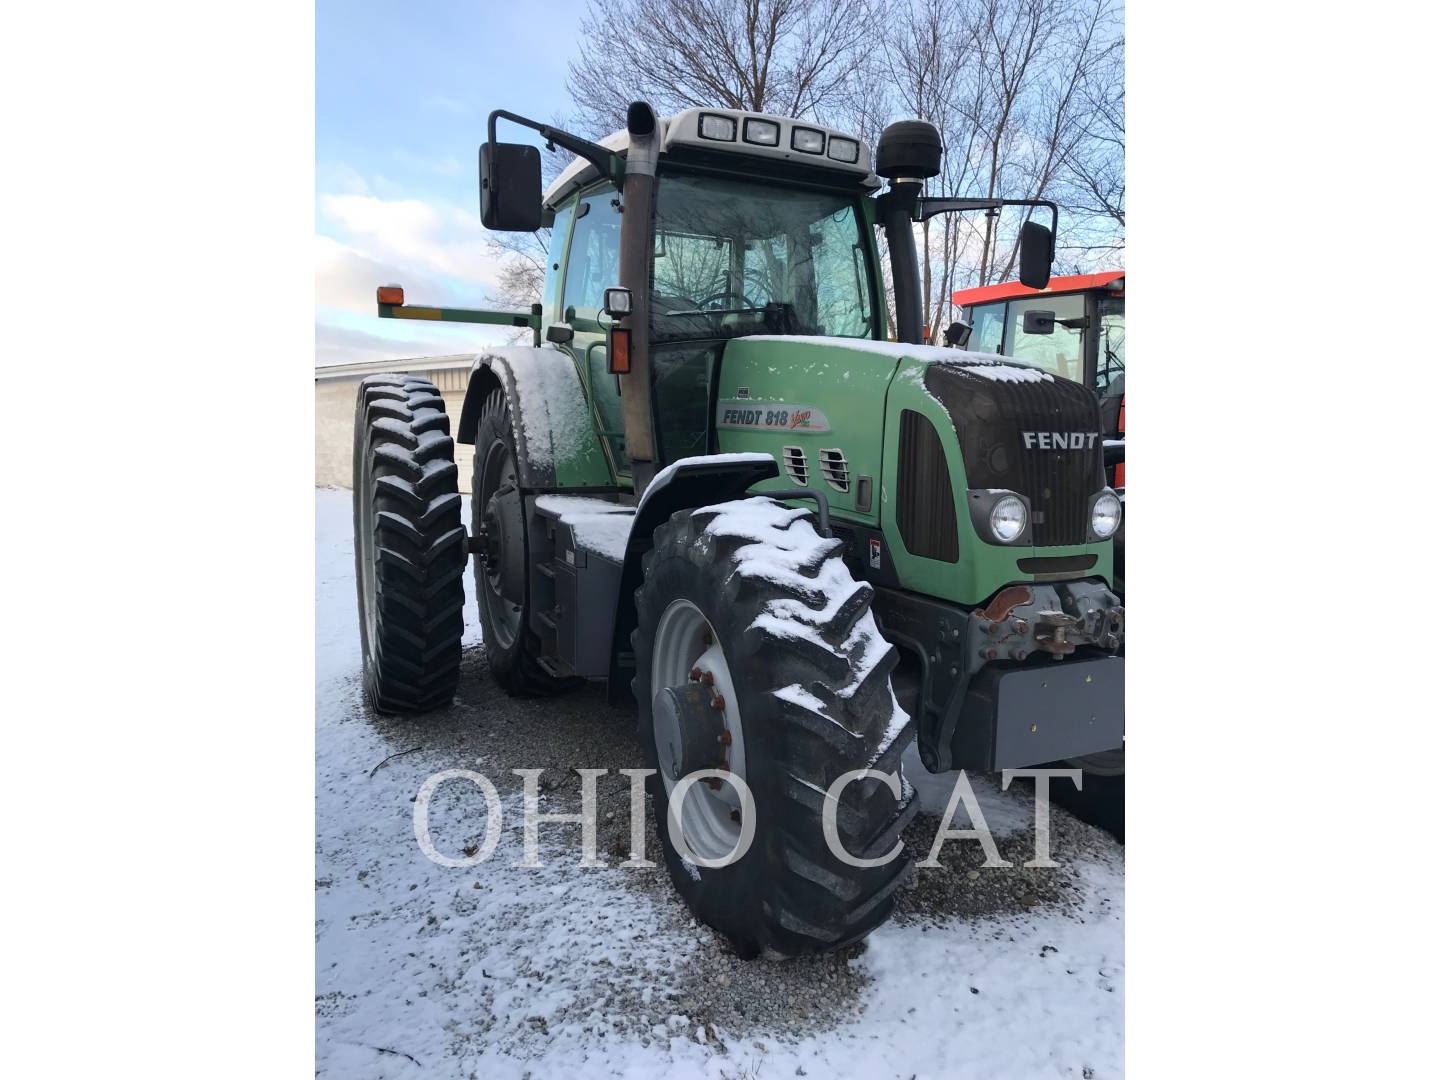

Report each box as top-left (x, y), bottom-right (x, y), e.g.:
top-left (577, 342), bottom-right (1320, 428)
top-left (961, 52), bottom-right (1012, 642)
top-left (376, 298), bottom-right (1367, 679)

top-left (716, 335), bottom-right (1103, 549)
top-left (747, 336), bottom-right (1104, 546)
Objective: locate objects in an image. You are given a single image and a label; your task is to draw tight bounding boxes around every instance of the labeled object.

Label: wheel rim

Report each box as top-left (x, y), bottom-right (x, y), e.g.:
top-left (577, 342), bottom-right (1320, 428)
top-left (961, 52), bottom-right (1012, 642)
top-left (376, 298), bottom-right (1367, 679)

top-left (650, 599), bottom-right (748, 862)
top-left (476, 436), bottom-right (523, 650)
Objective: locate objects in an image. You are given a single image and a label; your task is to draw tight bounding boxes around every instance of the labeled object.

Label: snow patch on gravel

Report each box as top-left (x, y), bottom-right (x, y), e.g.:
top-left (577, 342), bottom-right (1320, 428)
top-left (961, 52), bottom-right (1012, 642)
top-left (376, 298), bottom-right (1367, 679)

top-left (315, 489), bottom-right (1123, 1078)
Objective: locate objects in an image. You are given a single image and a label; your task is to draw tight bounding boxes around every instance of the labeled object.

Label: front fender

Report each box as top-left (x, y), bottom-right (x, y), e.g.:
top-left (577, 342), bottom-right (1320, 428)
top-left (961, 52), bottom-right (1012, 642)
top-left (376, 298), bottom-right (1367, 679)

top-left (607, 453), bottom-right (777, 704)
top-left (456, 346), bottom-right (612, 489)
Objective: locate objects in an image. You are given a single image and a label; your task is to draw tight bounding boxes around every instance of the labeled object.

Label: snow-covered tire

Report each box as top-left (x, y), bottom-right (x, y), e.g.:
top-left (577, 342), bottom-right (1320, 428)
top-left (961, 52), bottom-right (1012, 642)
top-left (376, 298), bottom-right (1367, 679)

top-left (633, 497), bottom-right (918, 958)
top-left (472, 388), bottom-right (578, 697)
top-left (352, 374), bottom-right (465, 714)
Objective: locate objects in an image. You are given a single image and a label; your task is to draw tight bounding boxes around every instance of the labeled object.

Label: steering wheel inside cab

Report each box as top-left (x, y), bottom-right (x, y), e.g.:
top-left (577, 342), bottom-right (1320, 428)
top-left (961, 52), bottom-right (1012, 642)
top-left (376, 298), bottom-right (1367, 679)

top-left (659, 290), bottom-right (799, 334)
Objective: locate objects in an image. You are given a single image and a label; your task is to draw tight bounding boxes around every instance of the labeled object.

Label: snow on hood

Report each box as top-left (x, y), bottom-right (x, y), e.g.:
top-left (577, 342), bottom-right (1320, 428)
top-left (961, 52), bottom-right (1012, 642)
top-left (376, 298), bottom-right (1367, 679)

top-left (736, 335), bottom-right (1055, 383)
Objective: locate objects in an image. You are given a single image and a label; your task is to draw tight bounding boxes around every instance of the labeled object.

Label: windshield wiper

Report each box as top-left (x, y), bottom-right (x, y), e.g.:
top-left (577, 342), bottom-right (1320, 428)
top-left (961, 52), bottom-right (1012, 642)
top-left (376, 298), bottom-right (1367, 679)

top-left (663, 306), bottom-right (765, 317)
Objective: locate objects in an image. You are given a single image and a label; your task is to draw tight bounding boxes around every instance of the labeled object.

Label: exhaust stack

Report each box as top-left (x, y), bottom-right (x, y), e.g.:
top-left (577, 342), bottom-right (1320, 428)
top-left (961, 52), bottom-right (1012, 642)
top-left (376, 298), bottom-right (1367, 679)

top-left (617, 101), bottom-right (660, 494)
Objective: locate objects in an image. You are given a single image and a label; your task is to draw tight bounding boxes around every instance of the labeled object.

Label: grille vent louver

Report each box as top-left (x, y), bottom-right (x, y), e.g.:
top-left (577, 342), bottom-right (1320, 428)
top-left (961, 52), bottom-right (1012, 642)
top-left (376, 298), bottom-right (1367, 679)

top-left (819, 448), bottom-right (850, 492)
top-left (782, 445), bottom-right (808, 485)
top-left (897, 410), bottom-right (959, 562)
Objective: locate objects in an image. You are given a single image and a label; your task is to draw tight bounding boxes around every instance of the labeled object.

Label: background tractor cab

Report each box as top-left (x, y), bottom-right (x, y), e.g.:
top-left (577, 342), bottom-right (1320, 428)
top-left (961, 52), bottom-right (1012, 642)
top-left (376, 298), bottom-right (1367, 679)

top-left (953, 271), bottom-right (1125, 480)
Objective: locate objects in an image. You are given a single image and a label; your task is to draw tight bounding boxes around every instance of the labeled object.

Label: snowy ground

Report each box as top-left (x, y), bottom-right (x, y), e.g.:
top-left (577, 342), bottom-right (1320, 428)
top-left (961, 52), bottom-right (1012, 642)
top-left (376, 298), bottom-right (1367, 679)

top-left (316, 489), bottom-right (1124, 1078)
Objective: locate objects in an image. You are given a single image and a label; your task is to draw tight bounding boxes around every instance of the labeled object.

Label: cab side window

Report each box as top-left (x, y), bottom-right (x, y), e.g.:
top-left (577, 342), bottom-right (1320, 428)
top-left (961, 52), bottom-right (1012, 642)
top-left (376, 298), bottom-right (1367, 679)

top-left (540, 201), bottom-right (576, 330)
top-left (562, 190), bottom-right (621, 322)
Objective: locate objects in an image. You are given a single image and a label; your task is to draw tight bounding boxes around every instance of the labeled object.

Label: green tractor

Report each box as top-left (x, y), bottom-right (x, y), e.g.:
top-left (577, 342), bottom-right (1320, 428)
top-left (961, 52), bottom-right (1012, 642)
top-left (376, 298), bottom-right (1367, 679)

top-left (352, 102), bottom-right (1124, 957)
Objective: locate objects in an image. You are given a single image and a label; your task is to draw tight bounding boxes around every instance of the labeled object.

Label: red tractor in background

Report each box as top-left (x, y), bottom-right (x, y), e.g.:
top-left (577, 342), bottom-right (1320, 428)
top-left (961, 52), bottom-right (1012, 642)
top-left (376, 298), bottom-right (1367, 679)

top-left (952, 271), bottom-right (1125, 592)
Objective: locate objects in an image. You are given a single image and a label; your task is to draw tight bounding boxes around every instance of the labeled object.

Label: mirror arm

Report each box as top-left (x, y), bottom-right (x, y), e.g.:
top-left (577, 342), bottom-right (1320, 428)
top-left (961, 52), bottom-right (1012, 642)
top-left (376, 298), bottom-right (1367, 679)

top-left (915, 197), bottom-right (1058, 255)
top-left (487, 110), bottom-right (622, 188)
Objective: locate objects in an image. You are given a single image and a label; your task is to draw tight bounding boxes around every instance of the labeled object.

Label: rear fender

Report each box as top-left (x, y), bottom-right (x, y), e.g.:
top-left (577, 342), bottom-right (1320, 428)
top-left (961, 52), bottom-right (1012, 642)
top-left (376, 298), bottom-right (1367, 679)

top-left (456, 346), bottom-right (612, 489)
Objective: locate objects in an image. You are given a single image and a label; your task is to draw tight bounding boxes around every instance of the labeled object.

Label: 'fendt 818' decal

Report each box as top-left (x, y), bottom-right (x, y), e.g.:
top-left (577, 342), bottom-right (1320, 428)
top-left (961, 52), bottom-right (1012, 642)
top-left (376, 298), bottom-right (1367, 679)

top-left (718, 401), bottom-right (831, 433)
top-left (1022, 431), bottom-right (1100, 450)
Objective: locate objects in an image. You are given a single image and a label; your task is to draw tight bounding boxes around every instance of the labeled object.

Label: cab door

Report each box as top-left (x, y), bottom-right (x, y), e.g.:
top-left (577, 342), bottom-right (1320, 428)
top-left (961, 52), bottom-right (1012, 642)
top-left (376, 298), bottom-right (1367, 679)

top-left (557, 186), bottom-right (629, 479)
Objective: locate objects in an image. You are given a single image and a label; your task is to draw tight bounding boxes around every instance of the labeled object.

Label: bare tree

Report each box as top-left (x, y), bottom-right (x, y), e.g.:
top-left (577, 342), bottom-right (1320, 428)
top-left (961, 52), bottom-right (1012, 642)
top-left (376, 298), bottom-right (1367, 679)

top-left (482, 0), bottom-right (1124, 337)
top-left (880, 0), bottom-right (1124, 336)
top-left (566, 0), bottom-right (879, 135)
top-left (1055, 25), bottom-right (1124, 239)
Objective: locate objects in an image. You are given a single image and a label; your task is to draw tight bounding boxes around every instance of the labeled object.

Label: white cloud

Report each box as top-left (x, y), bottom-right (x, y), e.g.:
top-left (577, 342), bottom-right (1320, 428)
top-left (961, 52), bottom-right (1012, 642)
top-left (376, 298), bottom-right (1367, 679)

top-left (315, 165), bottom-right (521, 369)
top-left (314, 235), bottom-right (449, 315)
top-left (318, 191), bottom-right (502, 288)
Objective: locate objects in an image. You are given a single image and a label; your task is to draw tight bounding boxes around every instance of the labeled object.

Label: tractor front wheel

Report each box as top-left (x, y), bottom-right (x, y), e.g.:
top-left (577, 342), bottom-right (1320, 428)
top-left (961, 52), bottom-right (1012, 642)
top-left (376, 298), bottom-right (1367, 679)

top-left (633, 497), bottom-right (918, 958)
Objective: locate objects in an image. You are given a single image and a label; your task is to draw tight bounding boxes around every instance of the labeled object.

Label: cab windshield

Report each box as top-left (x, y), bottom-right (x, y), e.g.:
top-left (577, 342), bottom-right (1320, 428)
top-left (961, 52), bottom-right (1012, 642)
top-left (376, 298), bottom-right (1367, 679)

top-left (650, 171), bottom-right (875, 344)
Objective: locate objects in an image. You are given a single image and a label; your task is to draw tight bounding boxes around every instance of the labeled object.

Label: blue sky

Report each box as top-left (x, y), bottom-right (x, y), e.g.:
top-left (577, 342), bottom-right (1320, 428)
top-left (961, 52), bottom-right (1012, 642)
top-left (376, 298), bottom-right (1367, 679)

top-left (316, 0), bottom-right (589, 366)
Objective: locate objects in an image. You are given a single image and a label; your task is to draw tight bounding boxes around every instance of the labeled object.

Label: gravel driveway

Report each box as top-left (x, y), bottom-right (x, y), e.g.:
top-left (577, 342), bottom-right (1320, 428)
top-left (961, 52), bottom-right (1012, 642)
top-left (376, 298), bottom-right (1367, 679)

top-left (316, 489), bottom-right (1124, 1078)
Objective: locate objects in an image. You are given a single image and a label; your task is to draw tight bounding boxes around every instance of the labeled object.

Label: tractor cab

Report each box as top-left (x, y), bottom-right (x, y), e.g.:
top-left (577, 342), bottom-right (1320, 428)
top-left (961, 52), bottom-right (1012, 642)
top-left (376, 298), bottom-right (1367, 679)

top-left (536, 109), bottom-right (884, 479)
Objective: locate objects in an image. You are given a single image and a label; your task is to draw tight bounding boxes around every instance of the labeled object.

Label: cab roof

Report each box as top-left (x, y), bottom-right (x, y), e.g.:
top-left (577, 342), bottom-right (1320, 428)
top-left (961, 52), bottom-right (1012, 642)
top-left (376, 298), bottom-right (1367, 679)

top-left (951, 271), bottom-right (1125, 308)
top-left (542, 107), bottom-right (878, 209)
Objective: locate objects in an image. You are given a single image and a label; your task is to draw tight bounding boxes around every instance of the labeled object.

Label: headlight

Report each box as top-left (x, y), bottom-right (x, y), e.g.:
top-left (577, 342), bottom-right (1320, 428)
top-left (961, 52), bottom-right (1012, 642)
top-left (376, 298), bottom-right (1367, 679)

top-left (698, 113), bottom-right (736, 141)
top-left (828, 136), bottom-right (860, 163)
top-left (791, 126), bottom-right (826, 154)
top-left (743, 118), bottom-right (780, 146)
top-left (989, 495), bottom-right (1027, 543)
top-left (1091, 490), bottom-right (1122, 539)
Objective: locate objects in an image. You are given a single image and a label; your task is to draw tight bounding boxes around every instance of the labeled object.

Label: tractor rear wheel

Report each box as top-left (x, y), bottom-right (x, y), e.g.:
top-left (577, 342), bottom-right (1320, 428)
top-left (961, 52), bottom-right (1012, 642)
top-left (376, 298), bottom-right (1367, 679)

top-left (352, 374), bottom-right (466, 714)
top-left (633, 497), bottom-right (918, 958)
top-left (471, 388), bottom-right (578, 696)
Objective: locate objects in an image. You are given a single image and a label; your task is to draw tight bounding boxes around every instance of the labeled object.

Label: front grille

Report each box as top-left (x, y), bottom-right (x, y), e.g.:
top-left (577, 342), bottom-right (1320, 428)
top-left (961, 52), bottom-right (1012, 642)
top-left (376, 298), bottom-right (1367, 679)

top-left (896, 410), bottom-right (959, 562)
top-left (1017, 554), bottom-right (1098, 574)
top-left (923, 362), bottom-right (1103, 546)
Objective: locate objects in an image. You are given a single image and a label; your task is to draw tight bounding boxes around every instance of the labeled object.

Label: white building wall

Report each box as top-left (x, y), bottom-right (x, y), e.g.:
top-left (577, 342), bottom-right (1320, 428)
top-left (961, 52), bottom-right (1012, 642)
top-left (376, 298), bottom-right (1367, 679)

top-left (315, 357), bottom-right (476, 494)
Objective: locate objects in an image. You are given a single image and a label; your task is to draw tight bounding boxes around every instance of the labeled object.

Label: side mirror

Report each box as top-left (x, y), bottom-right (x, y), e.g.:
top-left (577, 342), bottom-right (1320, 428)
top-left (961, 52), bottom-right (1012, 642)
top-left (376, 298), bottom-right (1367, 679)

top-left (943, 320), bottom-right (972, 348)
top-left (1022, 309), bottom-right (1056, 335)
top-left (1018, 220), bottom-right (1053, 290)
top-left (480, 142), bottom-right (542, 231)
